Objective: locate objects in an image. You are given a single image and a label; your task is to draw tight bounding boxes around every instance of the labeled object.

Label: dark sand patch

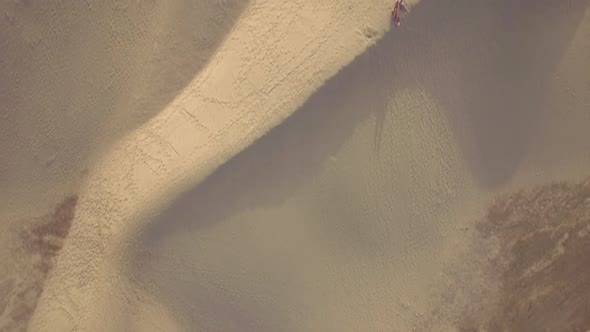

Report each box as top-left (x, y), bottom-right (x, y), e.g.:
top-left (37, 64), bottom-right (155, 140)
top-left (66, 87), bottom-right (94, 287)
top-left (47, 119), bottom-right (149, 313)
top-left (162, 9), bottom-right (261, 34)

top-left (422, 177), bottom-right (590, 331)
top-left (476, 178), bottom-right (590, 331)
top-left (0, 196), bottom-right (77, 332)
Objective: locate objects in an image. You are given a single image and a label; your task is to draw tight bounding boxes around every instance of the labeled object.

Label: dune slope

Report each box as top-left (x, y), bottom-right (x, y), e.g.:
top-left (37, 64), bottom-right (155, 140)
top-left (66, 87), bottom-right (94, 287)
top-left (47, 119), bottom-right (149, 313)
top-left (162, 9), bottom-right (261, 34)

top-left (127, 1), bottom-right (589, 331)
top-left (21, 0), bottom-right (401, 331)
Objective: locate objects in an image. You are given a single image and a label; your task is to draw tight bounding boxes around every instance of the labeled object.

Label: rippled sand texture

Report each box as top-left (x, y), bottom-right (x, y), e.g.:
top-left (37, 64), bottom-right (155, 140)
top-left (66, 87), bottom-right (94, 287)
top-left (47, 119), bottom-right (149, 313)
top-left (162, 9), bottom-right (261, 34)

top-left (2, 0), bottom-right (590, 331)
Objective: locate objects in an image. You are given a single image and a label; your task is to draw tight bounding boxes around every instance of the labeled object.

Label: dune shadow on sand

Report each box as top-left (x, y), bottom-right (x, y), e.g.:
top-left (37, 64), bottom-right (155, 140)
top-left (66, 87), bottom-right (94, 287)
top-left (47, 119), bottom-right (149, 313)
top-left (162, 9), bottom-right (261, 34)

top-left (130, 0), bottom-right (588, 329)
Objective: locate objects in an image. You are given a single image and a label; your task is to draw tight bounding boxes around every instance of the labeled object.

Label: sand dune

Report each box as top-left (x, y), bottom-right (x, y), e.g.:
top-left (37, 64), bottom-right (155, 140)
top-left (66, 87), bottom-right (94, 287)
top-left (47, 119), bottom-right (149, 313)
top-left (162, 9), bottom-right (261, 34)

top-left (1, 0), bottom-right (589, 331)
top-left (3, 0), bottom-right (399, 330)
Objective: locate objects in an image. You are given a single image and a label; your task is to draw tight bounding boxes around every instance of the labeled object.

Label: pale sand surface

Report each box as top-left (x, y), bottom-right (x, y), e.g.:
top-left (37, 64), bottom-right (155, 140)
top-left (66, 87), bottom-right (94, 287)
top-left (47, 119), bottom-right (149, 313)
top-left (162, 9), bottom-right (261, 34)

top-left (1, 0), bottom-right (590, 331)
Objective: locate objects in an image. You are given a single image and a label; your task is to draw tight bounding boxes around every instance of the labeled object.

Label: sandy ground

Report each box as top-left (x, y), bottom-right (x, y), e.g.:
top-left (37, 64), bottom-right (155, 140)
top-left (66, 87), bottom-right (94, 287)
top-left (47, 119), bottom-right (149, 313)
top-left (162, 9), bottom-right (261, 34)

top-left (1, 0), bottom-right (590, 331)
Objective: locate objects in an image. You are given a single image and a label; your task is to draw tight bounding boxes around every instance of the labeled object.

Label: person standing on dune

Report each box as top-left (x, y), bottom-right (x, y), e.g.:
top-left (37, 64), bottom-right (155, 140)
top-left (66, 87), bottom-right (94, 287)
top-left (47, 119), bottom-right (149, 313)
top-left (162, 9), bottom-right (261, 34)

top-left (391, 0), bottom-right (409, 27)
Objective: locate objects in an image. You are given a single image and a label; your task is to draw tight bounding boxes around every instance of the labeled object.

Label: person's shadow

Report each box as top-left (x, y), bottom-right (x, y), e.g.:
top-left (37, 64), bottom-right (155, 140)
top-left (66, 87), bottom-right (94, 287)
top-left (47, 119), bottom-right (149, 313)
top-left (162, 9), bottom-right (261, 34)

top-left (128, 1), bottom-right (589, 330)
